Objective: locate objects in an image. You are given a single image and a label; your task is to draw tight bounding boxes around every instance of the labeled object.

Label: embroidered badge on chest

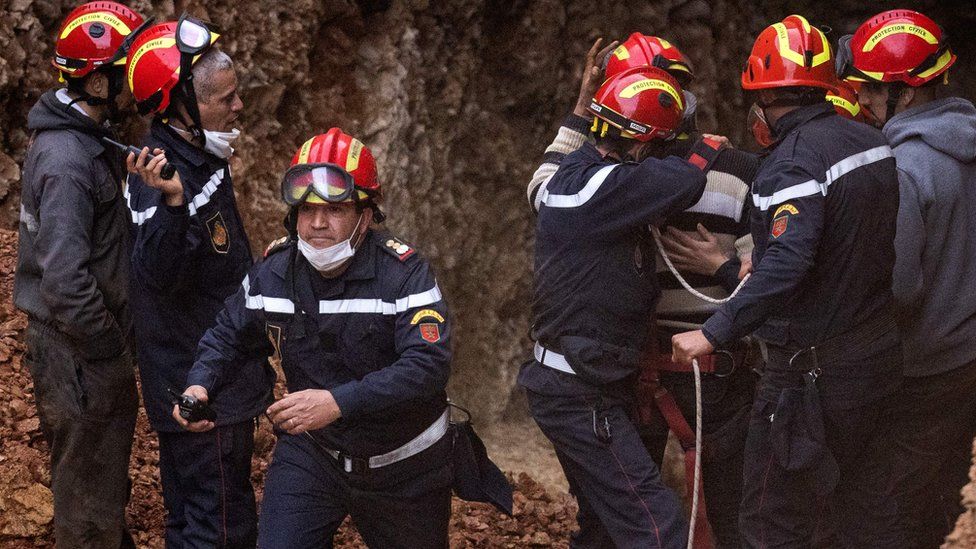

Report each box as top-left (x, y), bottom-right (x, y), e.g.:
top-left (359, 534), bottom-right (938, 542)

top-left (206, 211), bottom-right (230, 253)
top-left (419, 323), bottom-right (441, 343)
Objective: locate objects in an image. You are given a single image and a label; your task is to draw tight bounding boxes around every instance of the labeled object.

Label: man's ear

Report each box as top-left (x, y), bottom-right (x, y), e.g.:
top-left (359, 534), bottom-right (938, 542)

top-left (84, 71), bottom-right (108, 99)
top-left (361, 207), bottom-right (375, 232)
top-left (898, 86), bottom-right (916, 110)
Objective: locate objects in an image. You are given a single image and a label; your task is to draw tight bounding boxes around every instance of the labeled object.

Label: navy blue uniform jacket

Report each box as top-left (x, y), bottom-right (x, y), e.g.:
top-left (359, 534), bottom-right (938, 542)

top-left (530, 142), bottom-right (707, 385)
top-left (702, 104), bottom-right (901, 401)
top-left (126, 120), bottom-right (272, 431)
top-left (186, 230), bottom-right (451, 458)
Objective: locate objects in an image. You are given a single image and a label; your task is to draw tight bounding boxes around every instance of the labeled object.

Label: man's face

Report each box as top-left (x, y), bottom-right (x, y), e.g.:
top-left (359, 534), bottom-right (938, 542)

top-left (856, 82), bottom-right (891, 128)
top-left (296, 201), bottom-right (370, 249)
top-left (197, 68), bottom-right (243, 132)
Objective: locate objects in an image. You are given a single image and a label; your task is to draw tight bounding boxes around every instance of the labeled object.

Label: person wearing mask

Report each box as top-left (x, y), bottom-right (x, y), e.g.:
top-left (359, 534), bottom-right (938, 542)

top-left (124, 16), bottom-right (272, 548)
top-left (673, 15), bottom-right (906, 547)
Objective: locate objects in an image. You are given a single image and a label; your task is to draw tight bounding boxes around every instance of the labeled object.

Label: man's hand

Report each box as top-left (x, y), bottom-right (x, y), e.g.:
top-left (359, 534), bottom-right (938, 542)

top-left (702, 133), bottom-right (732, 147)
top-left (672, 330), bottom-right (715, 366)
top-left (266, 389), bottom-right (341, 435)
top-left (659, 224), bottom-right (734, 276)
top-left (738, 252), bottom-right (753, 280)
top-left (172, 385), bottom-right (215, 432)
top-left (127, 147), bottom-right (184, 207)
top-left (574, 38), bottom-right (619, 118)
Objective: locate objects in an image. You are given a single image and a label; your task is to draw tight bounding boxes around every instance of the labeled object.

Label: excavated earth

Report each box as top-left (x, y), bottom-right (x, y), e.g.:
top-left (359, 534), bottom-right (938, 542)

top-left (1, 0), bottom-right (976, 547)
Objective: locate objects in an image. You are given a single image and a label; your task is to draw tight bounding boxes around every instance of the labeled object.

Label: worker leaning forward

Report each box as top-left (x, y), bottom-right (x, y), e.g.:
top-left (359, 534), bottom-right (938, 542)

top-left (527, 36), bottom-right (759, 548)
top-left (179, 129), bottom-right (456, 548)
top-left (123, 16), bottom-right (273, 548)
top-left (13, 3), bottom-right (151, 546)
top-left (672, 15), bottom-right (906, 548)
top-left (520, 64), bottom-right (730, 548)
top-left (838, 10), bottom-right (976, 548)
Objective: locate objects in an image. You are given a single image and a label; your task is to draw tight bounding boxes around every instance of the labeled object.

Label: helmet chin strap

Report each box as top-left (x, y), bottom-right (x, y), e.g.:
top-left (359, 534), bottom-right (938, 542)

top-left (66, 67), bottom-right (126, 122)
top-left (884, 83), bottom-right (905, 125)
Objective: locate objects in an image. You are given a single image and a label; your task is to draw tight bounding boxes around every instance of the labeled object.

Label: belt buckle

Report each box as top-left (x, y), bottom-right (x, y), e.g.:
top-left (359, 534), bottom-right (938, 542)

top-left (712, 349), bottom-right (737, 378)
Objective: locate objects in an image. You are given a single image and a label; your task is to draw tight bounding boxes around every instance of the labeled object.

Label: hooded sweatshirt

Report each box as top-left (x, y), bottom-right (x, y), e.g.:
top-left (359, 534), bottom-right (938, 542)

top-left (885, 97), bottom-right (976, 377)
top-left (13, 89), bottom-right (131, 360)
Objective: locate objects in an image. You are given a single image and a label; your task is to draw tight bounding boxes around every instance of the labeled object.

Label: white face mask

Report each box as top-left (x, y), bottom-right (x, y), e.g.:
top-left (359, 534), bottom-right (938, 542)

top-left (297, 213), bottom-right (364, 273)
top-left (170, 125), bottom-right (240, 159)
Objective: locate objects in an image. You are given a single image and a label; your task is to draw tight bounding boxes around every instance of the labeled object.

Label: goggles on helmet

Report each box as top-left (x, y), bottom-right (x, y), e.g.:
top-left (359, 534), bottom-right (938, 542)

top-left (281, 163), bottom-right (358, 206)
top-left (588, 100), bottom-right (658, 140)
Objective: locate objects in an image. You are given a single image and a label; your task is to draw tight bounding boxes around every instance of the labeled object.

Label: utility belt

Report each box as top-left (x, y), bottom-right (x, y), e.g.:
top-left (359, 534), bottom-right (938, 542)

top-left (757, 312), bottom-right (897, 375)
top-left (313, 407), bottom-right (451, 474)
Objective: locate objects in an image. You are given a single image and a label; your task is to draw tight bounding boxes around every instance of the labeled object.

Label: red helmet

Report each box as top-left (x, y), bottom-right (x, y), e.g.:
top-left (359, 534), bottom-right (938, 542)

top-left (825, 80), bottom-right (866, 122)
top-left (741, 14), bottom-right (836, 91)
top-left (53, 2), bottom-right (146, 79)
top-left (283, 128), bottom-right (381, 207)
top-left (837, 9), bottom-right (955, 87)
top-left (126, 16), bottom-right (220, 116)
top-left (605, 33), bottom-right (694, 85)
top-left (587, 66), bottom-right (684, 142)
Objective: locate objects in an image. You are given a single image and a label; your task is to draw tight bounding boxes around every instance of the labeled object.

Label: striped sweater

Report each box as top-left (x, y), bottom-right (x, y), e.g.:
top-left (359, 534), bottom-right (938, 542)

top-left (527, 113), bottom-right (759, 329)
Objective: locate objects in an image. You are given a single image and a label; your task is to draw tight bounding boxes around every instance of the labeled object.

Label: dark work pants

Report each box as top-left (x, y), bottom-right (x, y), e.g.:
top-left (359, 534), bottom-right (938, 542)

top-left (641, 367), bottom-right (756, 549)
top-left (521, 362), bottom-right (688, 549)
top-left (257, 430), bottom-right (453, 549)
top-left (739, 373), bottom-right (904, 549)
top-left (25, 321), bottom-right (138, 549)
top-left (157, 421), bottom-right (257, 549)
top-left (886, 358), bottom-right (976, 549)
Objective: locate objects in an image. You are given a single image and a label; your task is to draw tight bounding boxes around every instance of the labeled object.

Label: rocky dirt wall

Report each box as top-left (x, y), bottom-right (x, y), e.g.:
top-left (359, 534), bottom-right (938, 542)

top-left (2, 0), bottom-right (975, 422)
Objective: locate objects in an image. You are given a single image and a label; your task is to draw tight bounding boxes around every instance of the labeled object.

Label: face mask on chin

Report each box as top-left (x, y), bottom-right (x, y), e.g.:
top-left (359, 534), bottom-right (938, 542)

top-left (297, 212), bottom-right (365, 274)
top-left (170, 125), bottom-right (241, 159)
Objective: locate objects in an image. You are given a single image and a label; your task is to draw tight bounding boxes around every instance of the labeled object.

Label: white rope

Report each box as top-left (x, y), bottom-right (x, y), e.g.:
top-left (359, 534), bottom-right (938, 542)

top-left (687, 357), bottom-right (703, 549)
top-left (652, 227), bottom-right (750, 305)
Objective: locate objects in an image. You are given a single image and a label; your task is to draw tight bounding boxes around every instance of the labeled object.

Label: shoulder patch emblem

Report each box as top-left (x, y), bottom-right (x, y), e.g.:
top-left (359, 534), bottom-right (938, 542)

top-left (773, 203), bottom-right (799, 217)
top-left (410, 309), bottom-right (445, 325)
top-left (206, 212), bottom-right (230, 254)
top-left (382, 237), bottom-right (416, 262)
top-left (419, 323), bottom-right (441, 343)
top-left (771, 215), bottom-right (789, 238)
top-left (264, 235), bottom-right (290, 258)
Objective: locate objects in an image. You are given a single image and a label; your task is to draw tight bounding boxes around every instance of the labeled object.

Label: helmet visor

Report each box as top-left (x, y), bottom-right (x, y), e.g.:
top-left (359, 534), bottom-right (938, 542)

top-left (281, 163), bottom-right (356, 206)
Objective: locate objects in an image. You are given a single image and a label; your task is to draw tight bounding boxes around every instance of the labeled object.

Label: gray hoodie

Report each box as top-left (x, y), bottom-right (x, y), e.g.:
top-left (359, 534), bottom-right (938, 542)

top-left (885, 97), bottom-right (976, 377)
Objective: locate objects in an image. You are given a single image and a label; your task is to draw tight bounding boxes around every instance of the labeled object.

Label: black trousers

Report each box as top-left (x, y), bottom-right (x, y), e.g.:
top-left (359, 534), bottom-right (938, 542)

top-left (739, 370), bottom-right (905, 549)
top-left (25, 321), bottom-right (138, 549)
top-left (521, 362), bottom-right (688, 549)
top-left (157, 421), bottom-right (258, 549)
top-left (641, 366), bottom-right (756, 549)
top-left (886, 358), bottom-right (976, 549)
top-left (257, 429), bottom-right (453, 548)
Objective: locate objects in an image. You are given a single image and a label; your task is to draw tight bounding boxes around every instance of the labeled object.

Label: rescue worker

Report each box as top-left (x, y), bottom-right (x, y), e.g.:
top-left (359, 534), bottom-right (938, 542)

top-left (837, 10), bottom-right (976, 547)
top-left (124, 17), bottom-right (272, 548)
top-left (520, 64), bottom-right (730, 548)
top-left (528, 35), bottom-right (758, 548)
top-left (672, 15), bottom-right (906, 547)
top-left (13, 2), bottom-right (148, 546)
top-left (179, 129), bottom-right (455, 548)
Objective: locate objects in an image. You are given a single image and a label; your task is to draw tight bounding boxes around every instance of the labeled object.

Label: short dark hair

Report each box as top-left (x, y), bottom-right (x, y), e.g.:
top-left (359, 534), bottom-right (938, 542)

top-left (764, 86), bottom-right (827, 106)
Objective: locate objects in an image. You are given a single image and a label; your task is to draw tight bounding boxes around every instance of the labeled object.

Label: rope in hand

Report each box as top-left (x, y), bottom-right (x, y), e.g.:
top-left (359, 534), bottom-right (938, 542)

top-left (651, 227), bottom-right (750, 305)
top-left (687, 357), bottom-right (703, 549)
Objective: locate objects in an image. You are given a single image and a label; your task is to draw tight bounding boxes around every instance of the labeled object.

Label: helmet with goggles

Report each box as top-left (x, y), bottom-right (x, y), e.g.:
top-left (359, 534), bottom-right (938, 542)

top-left (741, 15), bottom-right (836, 92)
top-left (126, 14), bottom-right (220, 139)
top-left (281, 128), bottom-right (384, 220)
top-left (587, 66), bottom-right (685, 143)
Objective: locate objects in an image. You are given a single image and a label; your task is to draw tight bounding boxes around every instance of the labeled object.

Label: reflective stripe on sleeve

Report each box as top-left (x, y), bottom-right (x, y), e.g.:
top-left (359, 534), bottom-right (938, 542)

top-left (539, 164), bottom-right (618, 209)
top-left (125, 168), bottom-right (226, 225)
top-left (752, 145), bottom-right (893, 211)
